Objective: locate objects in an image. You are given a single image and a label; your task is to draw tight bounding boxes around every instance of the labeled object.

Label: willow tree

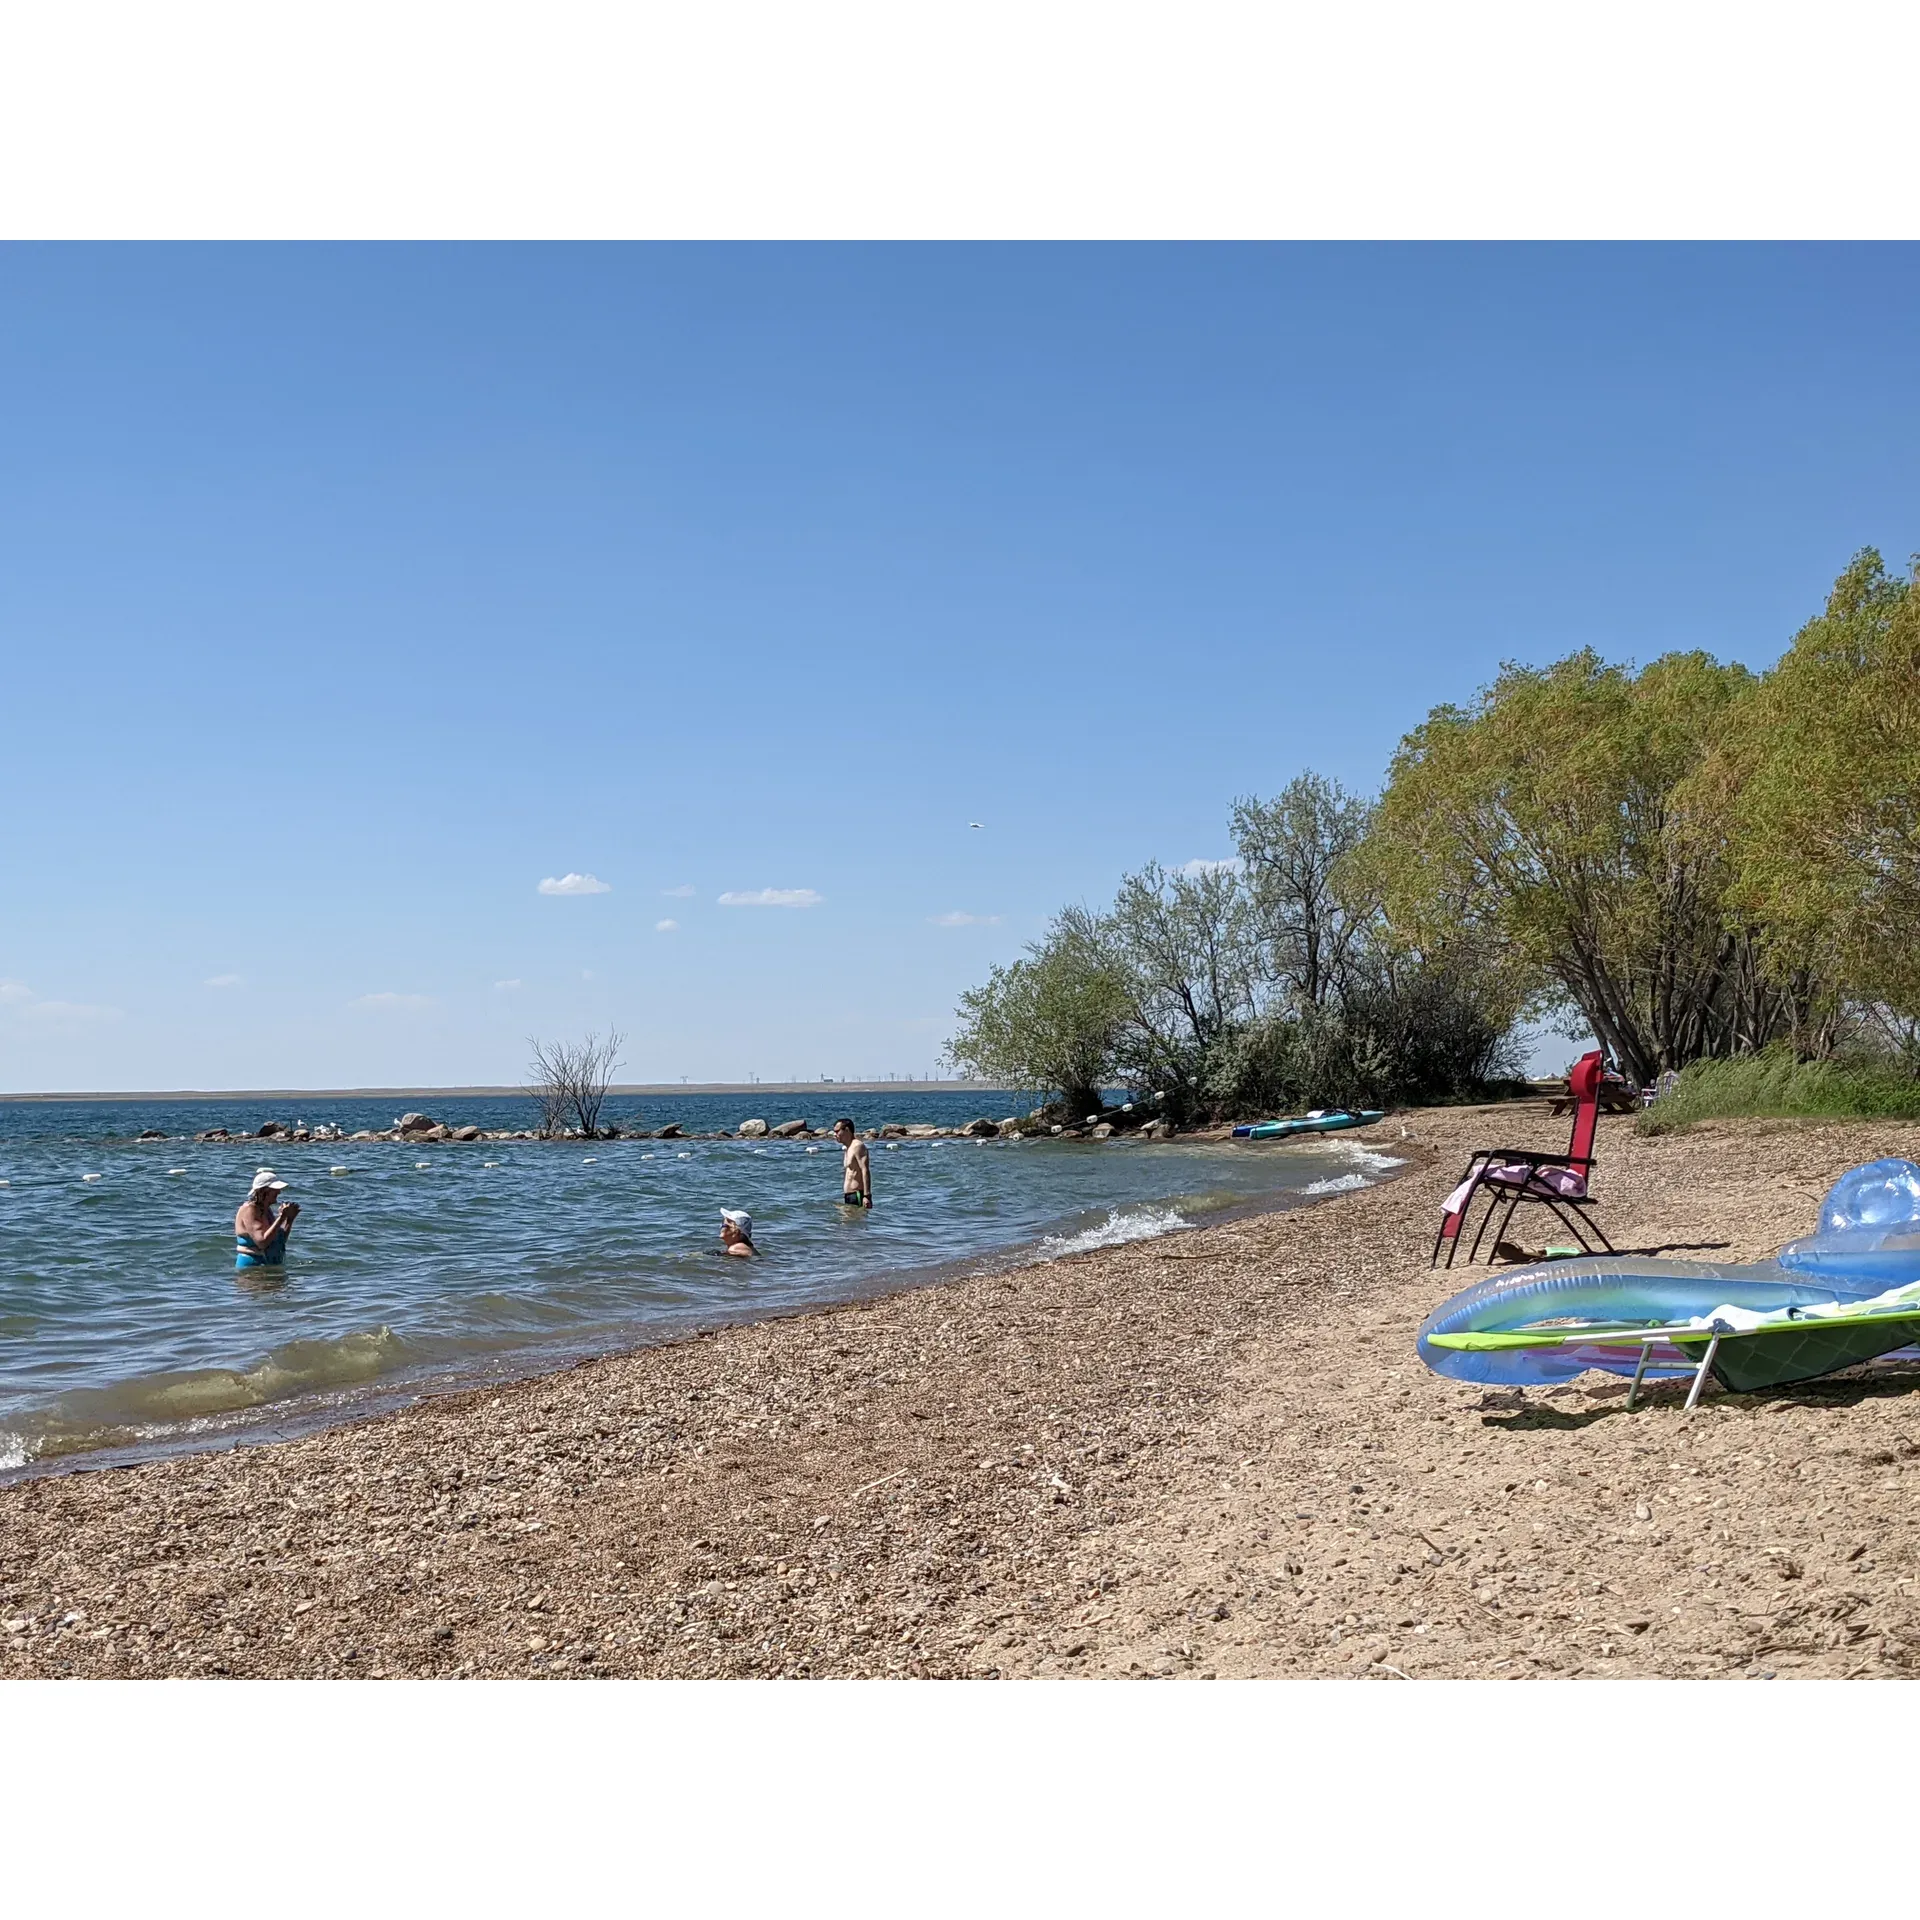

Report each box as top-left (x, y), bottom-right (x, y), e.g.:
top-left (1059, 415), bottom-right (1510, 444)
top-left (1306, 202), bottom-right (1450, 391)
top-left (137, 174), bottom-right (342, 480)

top-left (1708, 549), bottom-right (1920, 1033)
top-left (1099, 858), bottom-right (1259, 1105)
top-left (1361, 648), bottom-right (1770, 1085)
top-left (1232, 773), bottom-right (1375, 1009)
top-left (943, 907), bottom-right (1130, 1118)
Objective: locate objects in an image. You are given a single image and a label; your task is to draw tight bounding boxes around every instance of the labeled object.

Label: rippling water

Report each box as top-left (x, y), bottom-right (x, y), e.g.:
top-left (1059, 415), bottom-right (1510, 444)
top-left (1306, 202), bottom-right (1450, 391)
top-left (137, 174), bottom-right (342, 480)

top-left (0, 1092), bottom-right (1402, 1475)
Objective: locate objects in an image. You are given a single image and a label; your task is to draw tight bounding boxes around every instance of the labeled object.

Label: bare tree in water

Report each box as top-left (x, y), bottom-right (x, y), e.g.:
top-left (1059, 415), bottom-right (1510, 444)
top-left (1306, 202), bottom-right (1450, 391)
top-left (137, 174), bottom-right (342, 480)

top-left (526, 1029), bottom-right (627, 1137)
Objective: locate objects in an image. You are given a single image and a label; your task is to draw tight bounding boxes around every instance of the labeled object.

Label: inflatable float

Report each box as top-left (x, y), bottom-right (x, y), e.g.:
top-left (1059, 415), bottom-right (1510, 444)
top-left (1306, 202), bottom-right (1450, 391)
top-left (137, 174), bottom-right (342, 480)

top-left (1232, 1108), bottom-right (1385, 1141)
top-left (1417, 1158), bottom-right (1920, 1405)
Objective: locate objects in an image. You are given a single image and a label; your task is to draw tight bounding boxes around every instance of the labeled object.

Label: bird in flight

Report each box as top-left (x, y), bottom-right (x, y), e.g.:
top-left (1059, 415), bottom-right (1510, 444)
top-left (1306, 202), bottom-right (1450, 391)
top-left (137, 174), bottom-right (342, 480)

top-left (968, 821), bottom-right (984, 829)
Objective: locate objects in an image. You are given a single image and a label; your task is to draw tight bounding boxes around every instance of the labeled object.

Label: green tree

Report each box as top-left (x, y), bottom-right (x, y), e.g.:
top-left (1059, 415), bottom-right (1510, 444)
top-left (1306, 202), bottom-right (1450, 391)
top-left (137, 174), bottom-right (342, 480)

top-left (943, 906), bottom-right (1129, 1118)
top-left (1711, 549), bottom-right (1920, 1028)
top-left (1363, 647), bottom-right (1772, 1084)
top-left (1231, 773), bottom-right (1375, 1009)
top-left (1101, 859), bottom-right (1259, 1112)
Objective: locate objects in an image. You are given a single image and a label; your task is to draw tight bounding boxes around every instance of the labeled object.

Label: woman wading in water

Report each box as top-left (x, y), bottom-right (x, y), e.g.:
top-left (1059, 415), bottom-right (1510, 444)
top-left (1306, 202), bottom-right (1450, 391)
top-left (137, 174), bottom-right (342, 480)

top-left (235, 1168), bottom-right (300, 1273)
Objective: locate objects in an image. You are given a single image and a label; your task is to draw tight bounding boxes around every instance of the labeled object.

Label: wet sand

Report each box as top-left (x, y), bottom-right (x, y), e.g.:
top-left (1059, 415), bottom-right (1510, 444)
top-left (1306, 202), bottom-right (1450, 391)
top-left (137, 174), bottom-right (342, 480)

top-left (5, 1104), bottom-right (1919, 1679)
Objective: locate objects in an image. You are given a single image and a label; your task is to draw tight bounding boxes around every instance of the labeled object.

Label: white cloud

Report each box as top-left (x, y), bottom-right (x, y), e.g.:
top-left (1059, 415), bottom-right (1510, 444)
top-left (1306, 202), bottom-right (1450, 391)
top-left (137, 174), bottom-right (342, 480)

top-left (350, 992), bottom-right (435, 1011)
top-left (494, 979), bottom-right (522, 991)
top-left (656, 918), bottom-right (680, 932)
top-left (661, 884), bottom-right (696, 898)
top-left (0, 979), bottom-right (121, 1021)
top-left (537, 872), bottom-right (611, 896)
top-left (1180, 856), bottom-right (1243, 877)
top-left (204, 973), bottom-right (243, 988)
top-left (930, 911), bottom-right (1003, 927)
top-left (718, 888), bottom-right (822, 908)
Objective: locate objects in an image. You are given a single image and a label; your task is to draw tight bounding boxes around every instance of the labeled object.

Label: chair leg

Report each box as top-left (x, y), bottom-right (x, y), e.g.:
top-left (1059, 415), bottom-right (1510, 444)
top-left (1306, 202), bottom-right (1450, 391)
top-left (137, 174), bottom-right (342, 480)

top-left (1435, 1162), bottom-right (1488, 1269)
top-left (1539, 1195), bottom-right (1612, 1257)
top-left (1466, 1188), bottom-right (1502, 1264)
top-left (1537, 1195), bottom-right (1590, 1252)
top-left (1492, 1188), bottom-right (1524, 1255)
top-left (1626, 1342), bottom-right (1652, 1410)
top-left (1684, 1333), bottom-right (1721, 1413)
top-left (1582, 1202), bottom-right (1615, 1255)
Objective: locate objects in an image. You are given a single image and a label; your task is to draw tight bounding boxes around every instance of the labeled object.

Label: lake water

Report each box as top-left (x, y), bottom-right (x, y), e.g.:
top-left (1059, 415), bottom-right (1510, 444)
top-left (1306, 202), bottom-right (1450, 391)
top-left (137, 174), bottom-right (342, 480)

top-left (0, 1091), bottom-right (1403, 1477)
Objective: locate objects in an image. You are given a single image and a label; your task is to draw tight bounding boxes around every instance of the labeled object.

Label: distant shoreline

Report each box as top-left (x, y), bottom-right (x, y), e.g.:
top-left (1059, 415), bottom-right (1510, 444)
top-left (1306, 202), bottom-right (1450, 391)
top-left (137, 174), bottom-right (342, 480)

top-left (0, 1081), bottom-right (1010, 1104)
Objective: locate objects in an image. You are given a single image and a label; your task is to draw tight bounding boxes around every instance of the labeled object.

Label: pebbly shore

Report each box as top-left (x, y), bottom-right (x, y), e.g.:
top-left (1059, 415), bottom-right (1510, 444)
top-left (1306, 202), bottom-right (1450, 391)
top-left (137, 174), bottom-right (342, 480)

top-left (5, 1103), bottom-right (1920, 1679)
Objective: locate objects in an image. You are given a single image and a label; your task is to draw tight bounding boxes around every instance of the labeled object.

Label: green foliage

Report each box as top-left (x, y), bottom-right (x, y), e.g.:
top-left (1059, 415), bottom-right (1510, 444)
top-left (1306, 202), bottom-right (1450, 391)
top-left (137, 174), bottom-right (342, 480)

top-left (1232, 774), bottom-right (1375, 1008)
top-left (1102, 859), bottom-right (1258, 1108)
top-left (1363, 646), bottom-right (1791, 1084)
top-left (1708, 549), bottom-right (1920, 1022)
top-left (1198, 963), bottom-right (1521, 1117)
top-left (949, 542), bottom-right (1920, 1118)
top-left (947, 804), bottom-right (1519, 1123)
top-left (943, 906), bottom-right (1130, 1117)
top-left (1637, 1048), bottom-right (1920, 1136)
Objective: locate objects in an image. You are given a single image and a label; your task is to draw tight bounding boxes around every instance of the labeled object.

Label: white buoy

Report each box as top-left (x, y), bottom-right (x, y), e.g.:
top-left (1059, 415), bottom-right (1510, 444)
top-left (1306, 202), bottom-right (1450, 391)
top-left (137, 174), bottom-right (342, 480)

top-left (483, 1161), bottom-right (499, 1168)
top-left (329, 1166), bottom-right (349, 1176)
top-left (167, 1168), bottom-right (187, 1175)
top-left (583, 1157), bottom-right (596, 1164)
top-left (415, 1161), bottom-right (431, 1170)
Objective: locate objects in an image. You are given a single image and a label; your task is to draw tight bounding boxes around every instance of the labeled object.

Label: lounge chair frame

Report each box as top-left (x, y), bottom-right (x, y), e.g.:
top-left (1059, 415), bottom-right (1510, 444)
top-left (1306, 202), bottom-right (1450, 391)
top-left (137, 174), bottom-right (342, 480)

top-left (1431, 1050), bottom-right (1616, 1269)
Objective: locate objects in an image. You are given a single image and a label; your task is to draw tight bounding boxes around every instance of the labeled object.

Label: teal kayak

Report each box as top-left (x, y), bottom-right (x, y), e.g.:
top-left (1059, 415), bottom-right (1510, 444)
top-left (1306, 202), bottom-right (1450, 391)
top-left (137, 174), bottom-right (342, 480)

top-left (1232, 1109), bottom-right (1385, 1141)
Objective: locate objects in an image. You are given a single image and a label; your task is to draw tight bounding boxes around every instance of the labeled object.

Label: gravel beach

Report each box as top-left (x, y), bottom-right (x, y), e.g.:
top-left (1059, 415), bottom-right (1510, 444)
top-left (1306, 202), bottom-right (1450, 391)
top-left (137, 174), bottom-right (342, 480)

top-left (5, 1103), bottom-right (1919, 1680)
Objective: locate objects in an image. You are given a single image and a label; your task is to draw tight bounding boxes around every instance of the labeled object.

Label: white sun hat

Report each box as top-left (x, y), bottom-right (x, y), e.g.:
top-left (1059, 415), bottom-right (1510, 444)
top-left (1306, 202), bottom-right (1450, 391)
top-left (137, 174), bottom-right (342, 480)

top-left (250, 1168), bottom-right (288, 1193)
top-left (720, 1207), bottom-right (753, 1239)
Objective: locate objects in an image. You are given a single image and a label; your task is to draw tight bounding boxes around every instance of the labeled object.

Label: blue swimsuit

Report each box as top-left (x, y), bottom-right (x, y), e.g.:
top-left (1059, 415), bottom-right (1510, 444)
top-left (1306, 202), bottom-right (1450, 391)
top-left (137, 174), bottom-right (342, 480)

top-left (235, 1230), bottom-right (287, 1271)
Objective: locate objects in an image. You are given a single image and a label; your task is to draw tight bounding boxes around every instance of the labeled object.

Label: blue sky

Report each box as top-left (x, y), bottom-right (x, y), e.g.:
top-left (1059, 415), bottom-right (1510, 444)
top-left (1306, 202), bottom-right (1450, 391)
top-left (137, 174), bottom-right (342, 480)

top-left (3, 244), bottom-right (1917, 1091)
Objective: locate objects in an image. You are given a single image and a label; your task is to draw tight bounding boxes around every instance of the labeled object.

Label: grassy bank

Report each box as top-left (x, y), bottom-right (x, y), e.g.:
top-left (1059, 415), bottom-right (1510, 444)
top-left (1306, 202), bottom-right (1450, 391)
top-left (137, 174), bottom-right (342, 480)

top-left (1639, 1051), bottom-right (1920, 1135)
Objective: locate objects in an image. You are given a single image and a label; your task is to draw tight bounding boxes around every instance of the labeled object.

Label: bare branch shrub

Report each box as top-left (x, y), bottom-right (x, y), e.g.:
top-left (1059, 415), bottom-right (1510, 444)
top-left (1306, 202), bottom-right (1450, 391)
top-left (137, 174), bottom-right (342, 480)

top-left (526, 1029), bottom-right (627, 1137)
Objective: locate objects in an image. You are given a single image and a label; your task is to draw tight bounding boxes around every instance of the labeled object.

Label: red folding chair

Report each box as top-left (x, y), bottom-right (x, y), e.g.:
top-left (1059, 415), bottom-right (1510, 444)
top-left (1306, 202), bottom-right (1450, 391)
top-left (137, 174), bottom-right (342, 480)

top-left (1431, 1049), bottom-right (1617, 1268)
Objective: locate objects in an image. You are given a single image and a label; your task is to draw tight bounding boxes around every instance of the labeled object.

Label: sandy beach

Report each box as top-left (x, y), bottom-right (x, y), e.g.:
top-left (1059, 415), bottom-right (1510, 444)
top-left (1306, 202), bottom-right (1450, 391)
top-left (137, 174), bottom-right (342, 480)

top-left (5, 1102), bottom-right (1919, 1679)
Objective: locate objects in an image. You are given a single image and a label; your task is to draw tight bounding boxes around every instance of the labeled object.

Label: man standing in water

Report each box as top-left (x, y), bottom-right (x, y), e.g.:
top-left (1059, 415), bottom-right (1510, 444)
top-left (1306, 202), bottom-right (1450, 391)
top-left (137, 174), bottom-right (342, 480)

top-left (832, 1118), bottom-right (872, 1210)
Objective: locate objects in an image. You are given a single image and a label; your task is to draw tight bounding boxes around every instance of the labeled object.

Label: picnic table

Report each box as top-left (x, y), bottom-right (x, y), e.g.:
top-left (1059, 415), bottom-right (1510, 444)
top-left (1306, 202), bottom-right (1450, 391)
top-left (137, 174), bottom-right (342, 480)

top-left (1546, 1072), bottom-right (1643, 1116)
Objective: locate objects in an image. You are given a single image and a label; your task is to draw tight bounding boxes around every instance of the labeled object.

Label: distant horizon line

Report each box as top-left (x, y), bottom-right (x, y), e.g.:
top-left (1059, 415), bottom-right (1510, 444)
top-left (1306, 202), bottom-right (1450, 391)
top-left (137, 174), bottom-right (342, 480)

top-left (0, 1080), bottom-right (1012, 1104)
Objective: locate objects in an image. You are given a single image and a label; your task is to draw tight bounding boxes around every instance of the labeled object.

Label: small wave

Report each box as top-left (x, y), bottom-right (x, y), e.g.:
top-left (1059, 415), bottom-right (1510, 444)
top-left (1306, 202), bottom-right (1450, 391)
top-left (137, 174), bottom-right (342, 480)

top-left (1340, 1146), bottom-right (1406, 1173)
top-left (1040, 1205), bottom-right (1190, 1258)
top-left (16, 1326), bottom-right (413, 1461)
top-left (0, 1432), bottom-right (28, 1472)
top-left (1304, 1172), bottom-right (1372, 1195)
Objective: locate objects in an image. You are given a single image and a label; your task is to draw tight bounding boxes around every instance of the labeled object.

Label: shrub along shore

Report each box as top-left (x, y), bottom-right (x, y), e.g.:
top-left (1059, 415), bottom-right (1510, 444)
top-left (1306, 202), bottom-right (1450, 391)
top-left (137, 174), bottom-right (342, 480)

top-left (6, 1104), bottom-right (1918, 1680)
